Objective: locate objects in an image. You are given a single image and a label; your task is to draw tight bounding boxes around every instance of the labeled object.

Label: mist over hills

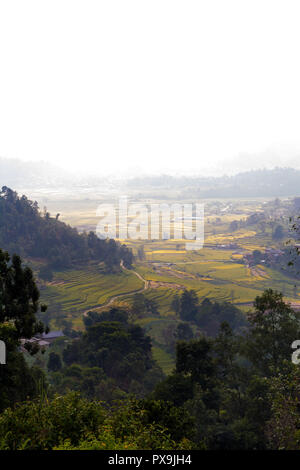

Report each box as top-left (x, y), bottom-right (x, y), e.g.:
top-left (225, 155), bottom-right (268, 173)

top-left (0, 158), bottom-right (110, 196)
top-left (1, 157), bottom-right (300, 198)
top-left (127, 167), bottom-right (300, 198)
top-left (0, 157), bottom-right (73, 188)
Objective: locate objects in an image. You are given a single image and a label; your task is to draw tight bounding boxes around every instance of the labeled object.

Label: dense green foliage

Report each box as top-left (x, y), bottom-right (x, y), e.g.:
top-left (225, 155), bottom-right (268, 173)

top-left (0, 393), bottom-right (193, 450)
top-left (38, 288), bottom-right (300, 450)
top-left (131, 293), bottom-right (159, 318)
top-left (1, 282), bottom-right (300, 449)
top-left (0, 249), bottom-right (47, 411)
top-left (152, 289), bottom-right (300, 449)
top-left (172, 289), bottom-right (247, 336)
top-left (0, 249), bottom-right (46, 339)
top-left (51, 308), bottom-right (164, 400)
top-left (2, 242), bottom-right (300, 450)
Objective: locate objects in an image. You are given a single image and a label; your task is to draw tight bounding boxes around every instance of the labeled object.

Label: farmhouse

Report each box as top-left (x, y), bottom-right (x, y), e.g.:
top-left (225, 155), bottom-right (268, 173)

top-left (20, 331), bottom-right (65, 352)
top-left (40, 330), bottom-right (64, 343)
top-left (243, 248), bottom-right (284, 267)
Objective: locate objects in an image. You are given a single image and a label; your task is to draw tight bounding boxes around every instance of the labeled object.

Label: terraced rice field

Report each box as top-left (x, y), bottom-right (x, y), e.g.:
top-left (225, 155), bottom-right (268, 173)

top-left (36, 204), bottom-right (300, 373)
top-left (40, 264), bottom-right (143, 327)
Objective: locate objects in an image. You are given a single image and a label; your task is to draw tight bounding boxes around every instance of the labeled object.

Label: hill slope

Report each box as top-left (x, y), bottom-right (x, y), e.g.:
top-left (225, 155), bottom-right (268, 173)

top-left (0, 186), bottom-right (133, 270)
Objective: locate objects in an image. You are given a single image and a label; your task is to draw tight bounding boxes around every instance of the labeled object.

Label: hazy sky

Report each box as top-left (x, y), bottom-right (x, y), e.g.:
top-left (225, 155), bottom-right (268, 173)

top-left (1, 0), bottom-right (300, 177)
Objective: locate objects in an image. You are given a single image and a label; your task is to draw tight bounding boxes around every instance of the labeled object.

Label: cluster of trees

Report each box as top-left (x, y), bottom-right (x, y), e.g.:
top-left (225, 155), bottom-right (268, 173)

top-left (0, 249), bottom-right (47, 411)
top-left (50, 308), bottom-right (164, 400)
top-left (171, 290), bottom-right (247, 336)
top-left (258, 246), bottom-right (300, 279)
top-left (0, 187), bottom-right (133, 271)
top-left (229, 214), bottom-right (286, 241)
top-left (153, 289), bottom-right (300, 449)
top-left (131, 293), bottom-right (159, 318)
top-left (0, 392), bottom-right (193, 450)
top-left (272, 224), bottom-right (285, 240)
top-left (160, 322), bottom-right (195, 355)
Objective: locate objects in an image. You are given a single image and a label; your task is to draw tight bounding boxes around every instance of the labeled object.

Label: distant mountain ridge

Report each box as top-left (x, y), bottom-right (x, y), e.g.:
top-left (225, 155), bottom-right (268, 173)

top-left (1, 157), bottom-right (300, 197)
top-left (127, 167), bottom-right (300, 198)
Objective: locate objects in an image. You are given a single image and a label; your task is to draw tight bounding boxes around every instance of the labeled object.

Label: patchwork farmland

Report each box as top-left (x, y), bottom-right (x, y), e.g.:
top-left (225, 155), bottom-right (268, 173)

top-left (35, 197), bottom-right (300, 374)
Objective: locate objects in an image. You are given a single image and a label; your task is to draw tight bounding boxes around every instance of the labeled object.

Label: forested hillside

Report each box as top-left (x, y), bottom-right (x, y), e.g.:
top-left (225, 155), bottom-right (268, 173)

top-left (0, 186), bottom-right (133, 270)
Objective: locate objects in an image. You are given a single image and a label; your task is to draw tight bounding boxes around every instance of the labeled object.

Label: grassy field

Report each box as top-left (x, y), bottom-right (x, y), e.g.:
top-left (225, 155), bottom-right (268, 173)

top-left (152, 345), bottom-right (175, 375)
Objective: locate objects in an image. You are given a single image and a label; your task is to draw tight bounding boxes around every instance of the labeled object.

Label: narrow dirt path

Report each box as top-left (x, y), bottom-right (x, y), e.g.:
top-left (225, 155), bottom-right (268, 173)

top-left (82, 261), bottom-right (149, 317)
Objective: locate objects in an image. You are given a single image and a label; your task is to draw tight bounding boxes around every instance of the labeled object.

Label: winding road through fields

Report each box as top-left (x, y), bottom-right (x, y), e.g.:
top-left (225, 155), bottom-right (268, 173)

top-left (83, 261), bottom-right (149, 317)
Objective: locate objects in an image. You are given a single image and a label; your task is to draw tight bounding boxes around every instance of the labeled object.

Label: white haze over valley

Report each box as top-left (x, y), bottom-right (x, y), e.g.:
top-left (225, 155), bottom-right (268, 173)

top-left (1, 1), bottom-right (300, 178)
